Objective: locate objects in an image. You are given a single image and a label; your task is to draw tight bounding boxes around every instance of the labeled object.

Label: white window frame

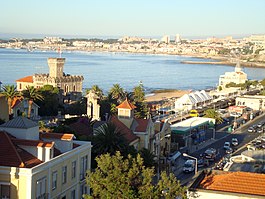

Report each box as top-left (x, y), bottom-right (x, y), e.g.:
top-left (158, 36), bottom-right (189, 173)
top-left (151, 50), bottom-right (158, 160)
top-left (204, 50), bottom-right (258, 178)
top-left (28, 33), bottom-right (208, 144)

top-left (72, 161), bottom-right (76, 179)
top-left (52, 171), bottom-right (57, 190)
top-left (62, 166), bottom-right (67, 184)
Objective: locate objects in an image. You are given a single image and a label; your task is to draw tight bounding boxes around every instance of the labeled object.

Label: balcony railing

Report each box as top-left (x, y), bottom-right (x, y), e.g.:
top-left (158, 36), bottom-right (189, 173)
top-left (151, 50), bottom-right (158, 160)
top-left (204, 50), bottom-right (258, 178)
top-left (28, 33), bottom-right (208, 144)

top-left (36, 193), bottom-right (49, 199)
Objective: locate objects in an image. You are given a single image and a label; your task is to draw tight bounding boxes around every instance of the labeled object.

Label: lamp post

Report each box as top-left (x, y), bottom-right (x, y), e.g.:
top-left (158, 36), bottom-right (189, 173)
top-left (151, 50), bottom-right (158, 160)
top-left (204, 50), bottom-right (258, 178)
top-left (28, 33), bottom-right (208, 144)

top-left (183, 153), bottom-right (197, 175)
top-left (187, 119), bottom-right (199, 153)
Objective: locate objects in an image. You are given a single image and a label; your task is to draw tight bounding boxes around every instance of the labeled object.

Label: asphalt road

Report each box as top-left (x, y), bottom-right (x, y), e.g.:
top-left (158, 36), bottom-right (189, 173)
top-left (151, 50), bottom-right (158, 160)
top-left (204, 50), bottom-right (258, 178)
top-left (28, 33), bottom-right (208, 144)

top-left (176, 113), bottom-right (265, 183)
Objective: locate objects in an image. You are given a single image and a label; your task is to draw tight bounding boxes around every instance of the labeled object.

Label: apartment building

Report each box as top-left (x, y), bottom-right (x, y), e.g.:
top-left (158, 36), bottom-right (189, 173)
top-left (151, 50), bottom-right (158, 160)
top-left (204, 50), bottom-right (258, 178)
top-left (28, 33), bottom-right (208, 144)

top-left (0, 116), bottom-right (92, 199)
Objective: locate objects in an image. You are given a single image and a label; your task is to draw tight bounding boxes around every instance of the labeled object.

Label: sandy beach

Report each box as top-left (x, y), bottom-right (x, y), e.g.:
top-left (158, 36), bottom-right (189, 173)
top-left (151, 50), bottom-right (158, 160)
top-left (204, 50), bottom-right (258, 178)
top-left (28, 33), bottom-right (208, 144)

top-left (145, 90), bottom-right (189, 102)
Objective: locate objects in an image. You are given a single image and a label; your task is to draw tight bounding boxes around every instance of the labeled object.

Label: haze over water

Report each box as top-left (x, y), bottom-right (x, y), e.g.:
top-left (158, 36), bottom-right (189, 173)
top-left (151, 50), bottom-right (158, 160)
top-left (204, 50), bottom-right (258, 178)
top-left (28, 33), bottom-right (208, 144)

top-left (0, 48), bottom-right (264, 93)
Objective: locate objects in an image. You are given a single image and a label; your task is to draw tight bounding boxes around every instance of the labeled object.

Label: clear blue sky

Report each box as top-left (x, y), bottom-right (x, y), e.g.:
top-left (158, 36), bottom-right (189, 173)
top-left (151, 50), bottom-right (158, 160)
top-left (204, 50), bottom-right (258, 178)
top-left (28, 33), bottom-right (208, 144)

top-left (1, 0), bottom-right (265, 38)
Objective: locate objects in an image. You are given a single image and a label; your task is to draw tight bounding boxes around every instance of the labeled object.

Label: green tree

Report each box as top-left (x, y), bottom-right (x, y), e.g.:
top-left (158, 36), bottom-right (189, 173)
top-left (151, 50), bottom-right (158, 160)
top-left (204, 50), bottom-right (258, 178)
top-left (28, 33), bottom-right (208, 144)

top-left (108, 84), bottom-right (125, 104)
top-left (22, 86), bottom-right (44, 118)
top-left (92, 123), bottom-right (127, 156)
top-left (37, 85), bottom-right (60, 116)
top-left (85, 152), bottom-right (187, 199)
top-left (139, 148), bottom-right (156, 168)
top-left (86, 85), bottom-right (104, 100)
top-left (1, 85), bottom-right (20, 116)
top-left (204, 108), bottom-right (223, 124)
top-left (132, 83), bottom-right (149, 119)
top-left (133, 83), bottom-right (145, 103)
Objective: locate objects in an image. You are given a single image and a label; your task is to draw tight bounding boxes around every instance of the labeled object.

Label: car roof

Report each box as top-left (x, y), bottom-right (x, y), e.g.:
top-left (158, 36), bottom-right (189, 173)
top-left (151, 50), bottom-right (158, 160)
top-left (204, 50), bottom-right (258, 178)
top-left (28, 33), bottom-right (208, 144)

top-left (185, 159), bottom-right (195, 163)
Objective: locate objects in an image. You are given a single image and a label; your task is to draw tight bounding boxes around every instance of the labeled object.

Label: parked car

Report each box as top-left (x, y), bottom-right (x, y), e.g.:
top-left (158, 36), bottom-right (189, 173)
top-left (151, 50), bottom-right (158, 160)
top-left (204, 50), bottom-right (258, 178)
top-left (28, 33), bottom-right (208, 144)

top-left (203, 148), bottom-right (217, 161)
top-left (248, 127), bottom-right (256, 133)
top-left (223, 142), bottom-right (231, 150)
top-left (230, 112), bottom-right (241, 117)
top-left (183, 159), bottom-right (196, 173)
top-left (225, 147), bottom-right (233, 154)
top-left (257, 128), bottom-right (264, 133)
top-left (257, 122), bottom-right (264, 128)
top-left (231, 138), bottom-right (238, 146)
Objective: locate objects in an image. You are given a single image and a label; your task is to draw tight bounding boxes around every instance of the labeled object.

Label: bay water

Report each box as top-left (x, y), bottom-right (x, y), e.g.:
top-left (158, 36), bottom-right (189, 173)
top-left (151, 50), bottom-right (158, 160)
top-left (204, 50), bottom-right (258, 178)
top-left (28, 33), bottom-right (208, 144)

top-left (0, 48), bottom-right (264, 93)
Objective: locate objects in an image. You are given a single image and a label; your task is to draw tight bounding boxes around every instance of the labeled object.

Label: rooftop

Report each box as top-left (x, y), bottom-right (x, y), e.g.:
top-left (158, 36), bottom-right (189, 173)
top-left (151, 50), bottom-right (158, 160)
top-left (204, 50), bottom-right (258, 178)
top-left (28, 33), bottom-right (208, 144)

top-left (16, 75), bottom-right (33, 83)
top-left (171, 117), bottom-right (215, 133)
top-left (0, 116), bottom-right (38, 129)
top-left (117, 98), bottom-right (137, 110)
top-left (199, 171), bottom-right (265, 197)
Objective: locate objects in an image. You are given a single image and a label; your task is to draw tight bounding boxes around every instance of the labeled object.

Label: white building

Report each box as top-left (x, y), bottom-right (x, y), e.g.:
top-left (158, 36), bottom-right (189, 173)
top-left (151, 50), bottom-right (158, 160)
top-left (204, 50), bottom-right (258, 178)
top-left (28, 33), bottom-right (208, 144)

top-left (0, 116), bottom-right (92, 199)
top-left (219, 61), bottom-right (248, 89)
top-left (161, 35), bottom-right (170, 44)
top-left (236, 95), bottom-right (265, 110)
top-left (174, 90), bottom-right (212, 111)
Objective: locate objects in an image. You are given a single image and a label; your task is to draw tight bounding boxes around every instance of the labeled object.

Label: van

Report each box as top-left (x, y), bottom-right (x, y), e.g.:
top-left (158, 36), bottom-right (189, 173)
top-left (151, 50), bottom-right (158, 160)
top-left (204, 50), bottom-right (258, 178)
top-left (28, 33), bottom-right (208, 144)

top-left (183, 159), bottom-right (195, 173)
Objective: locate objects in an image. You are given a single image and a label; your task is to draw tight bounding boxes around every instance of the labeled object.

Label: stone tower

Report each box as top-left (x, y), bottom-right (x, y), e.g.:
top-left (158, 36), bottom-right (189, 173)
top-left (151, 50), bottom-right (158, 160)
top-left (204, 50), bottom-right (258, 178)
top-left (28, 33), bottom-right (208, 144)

top-left (48, 58), bottom-right (65, 78)
top-left (86, 91), bottom-right (101, 121)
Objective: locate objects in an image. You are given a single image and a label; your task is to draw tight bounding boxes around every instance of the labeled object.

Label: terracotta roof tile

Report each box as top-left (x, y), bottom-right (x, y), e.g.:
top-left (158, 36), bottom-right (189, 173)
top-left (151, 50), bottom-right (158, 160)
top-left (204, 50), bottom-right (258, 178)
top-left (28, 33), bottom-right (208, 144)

top-left (110, 116), bottom-right (139, 144)
top-left (200, 171), bottom-right (265, 196)
top-left (134, 118), bottom-right (149, 132)
top-left (40, 132), bottom-right (74, 141)
top-left (117, 98), bottom-right (136, 110)
top-left (0, 131), bottom-right (42, 168)
top-left (11, 138), bottom-right (54, 148)
top-left (16, 75), bottom-right (33, 83)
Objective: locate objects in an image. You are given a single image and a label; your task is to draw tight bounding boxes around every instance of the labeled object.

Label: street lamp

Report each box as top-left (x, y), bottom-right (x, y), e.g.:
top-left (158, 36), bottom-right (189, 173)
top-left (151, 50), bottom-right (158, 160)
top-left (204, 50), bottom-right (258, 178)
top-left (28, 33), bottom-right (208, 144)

top-left (187, 119), bottom-right (199, 153)
top-left (183, 153), bottom-right (198, 175)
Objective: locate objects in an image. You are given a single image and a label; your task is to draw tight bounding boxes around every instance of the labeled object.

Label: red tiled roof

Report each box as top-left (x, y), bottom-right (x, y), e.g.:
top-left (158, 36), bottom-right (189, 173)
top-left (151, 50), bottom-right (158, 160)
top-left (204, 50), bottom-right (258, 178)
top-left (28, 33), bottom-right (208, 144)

top-left (11, 138), bottom-right (54, 148)
top-left (40, 132), bottom-right (74, 141)
top-left (16, 75), bottom-right (33, 83)
top-left (69, 122), bottom-right (93, 136)
top-left (200, 171), bottom-right (265, 196)
top-left (117, 98), bottom-right (136, 110)
top-left (0, 131), bottom-right (42, 168)
top-left (134, 118), bottom-right (149, 132)
top-left (110, 116), bottom-right (139, 144)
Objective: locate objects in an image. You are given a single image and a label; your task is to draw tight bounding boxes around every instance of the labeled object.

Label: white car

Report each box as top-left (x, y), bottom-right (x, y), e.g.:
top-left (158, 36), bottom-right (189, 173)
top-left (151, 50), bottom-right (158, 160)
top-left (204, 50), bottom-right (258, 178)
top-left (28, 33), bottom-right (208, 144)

top-left (183, 160), bottom-right (196, 173)
top-left (224, 142), bottom-right (231, 150)
top-left (231, 138), bottom-right (238, 146)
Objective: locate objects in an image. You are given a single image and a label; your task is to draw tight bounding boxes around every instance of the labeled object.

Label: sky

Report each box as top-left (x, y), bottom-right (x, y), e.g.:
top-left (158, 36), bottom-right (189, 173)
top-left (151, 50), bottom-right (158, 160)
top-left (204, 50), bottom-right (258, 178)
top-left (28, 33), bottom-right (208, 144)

top-left (1, 0), bottom-right (265, 39)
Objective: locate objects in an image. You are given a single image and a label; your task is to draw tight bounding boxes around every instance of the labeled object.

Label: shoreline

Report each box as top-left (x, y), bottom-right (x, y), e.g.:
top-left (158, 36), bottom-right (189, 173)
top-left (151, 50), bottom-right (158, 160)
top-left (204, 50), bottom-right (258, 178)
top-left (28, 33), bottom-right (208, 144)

top-left (2, 47), bottom-right (265, 69)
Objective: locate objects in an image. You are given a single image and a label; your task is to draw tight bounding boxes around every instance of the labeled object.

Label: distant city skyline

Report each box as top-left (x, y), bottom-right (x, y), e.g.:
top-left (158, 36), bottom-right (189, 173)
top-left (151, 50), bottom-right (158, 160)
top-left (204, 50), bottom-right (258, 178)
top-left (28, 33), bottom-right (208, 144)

top-left (1, 0), bottom-right (265, 39)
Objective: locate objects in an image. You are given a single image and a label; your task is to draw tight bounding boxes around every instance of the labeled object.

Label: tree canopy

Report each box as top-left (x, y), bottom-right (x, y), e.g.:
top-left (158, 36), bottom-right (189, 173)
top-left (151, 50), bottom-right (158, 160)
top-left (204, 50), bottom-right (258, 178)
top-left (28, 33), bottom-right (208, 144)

top-left (85, 152), bottom-right (187, 199)
top-left (204, 108), bottom-right (223, 124)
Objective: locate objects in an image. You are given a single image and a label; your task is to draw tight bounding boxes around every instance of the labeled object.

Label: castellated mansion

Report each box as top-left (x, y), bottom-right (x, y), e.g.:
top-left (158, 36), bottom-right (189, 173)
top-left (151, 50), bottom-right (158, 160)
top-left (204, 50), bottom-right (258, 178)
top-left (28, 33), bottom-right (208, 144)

top-left (16, 58), bottom-right (84, 98)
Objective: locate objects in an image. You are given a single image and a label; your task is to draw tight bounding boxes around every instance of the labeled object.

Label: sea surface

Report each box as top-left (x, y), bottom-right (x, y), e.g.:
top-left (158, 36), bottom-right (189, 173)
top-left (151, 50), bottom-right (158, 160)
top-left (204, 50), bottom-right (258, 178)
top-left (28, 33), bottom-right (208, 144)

top-left (0, 48), bottom-right (264, 93)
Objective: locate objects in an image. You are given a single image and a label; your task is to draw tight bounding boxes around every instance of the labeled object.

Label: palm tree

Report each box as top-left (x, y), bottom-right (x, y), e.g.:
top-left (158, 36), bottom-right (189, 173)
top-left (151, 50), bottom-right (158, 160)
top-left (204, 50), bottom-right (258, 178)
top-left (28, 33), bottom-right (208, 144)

top-left (22, 86), bottom-right (44, 118)
top-left (108, 84), bottom-right (125, 104)
top-left (1, 85), bottom-right (20, 116)
top-left (86, 85), bottom-right (104, 100)
top-left (92, 122), bottom-right (127, 155)
top-left (204, 108), bottom-right (223, 124)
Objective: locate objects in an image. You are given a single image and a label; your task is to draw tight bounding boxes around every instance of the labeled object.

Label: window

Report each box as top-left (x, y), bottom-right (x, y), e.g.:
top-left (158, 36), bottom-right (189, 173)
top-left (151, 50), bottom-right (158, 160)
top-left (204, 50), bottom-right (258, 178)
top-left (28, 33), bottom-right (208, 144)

top-left (80, 155), bottom-right (88, 180)
top-left (62, 166), bottom-right (67, 184)
top-left (0, 184), bottom-right (10, 199)
top-left (71, 189), bottom-right (76, 199)
top-left (80, 184), bottom-right (87, 196)
top-left (36, 177), bottom-right (47, 198)
top-left (52, 171), bottom-right (57, 190)
top-left (72, 161), bottom-right (76, 179)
